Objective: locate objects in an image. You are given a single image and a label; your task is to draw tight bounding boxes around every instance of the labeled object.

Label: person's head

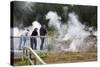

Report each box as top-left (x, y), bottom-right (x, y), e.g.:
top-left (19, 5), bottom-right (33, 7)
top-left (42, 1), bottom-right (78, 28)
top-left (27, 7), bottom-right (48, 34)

top-left (34, 28), bottom-right (38, 31)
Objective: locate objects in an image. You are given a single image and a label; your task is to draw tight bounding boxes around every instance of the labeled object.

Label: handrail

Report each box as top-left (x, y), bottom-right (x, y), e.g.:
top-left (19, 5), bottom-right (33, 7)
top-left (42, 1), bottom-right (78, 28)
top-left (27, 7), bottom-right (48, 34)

top-left (11, 36), bottom-right (48, 38)
top-left (23, 46), bottom-right (46, 65)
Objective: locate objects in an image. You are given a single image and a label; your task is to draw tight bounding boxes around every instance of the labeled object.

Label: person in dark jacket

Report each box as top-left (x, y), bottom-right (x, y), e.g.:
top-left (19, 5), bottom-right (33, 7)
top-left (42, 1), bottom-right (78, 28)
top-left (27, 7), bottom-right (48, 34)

top-left (40, 25), bottom-right (47, 50)
top-left (31, 28), bottom-right (38, 50)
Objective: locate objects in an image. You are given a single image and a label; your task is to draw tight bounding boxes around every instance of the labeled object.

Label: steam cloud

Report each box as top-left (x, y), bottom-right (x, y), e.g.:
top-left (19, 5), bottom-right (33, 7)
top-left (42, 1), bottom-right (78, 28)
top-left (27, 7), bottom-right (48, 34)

top-left (46, 11), bottom-right (97, 52)
top-left (12, 10), bottom-right (97, 52)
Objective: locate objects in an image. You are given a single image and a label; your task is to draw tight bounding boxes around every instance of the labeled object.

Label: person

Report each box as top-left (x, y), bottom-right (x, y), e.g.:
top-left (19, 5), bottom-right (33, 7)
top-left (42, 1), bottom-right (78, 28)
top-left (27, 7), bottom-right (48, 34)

top-left (31, 28), bottom-right (38, 50)
top-left (40, 25), bottom-right (47, 50)
top-left (19, 29), bottom-right (29, 50)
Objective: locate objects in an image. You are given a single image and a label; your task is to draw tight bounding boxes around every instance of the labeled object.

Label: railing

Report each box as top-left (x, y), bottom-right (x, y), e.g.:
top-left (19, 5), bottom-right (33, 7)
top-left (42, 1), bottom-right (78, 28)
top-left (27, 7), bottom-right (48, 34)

top-left (23, 46), bottom-right (46, 65)
top-left (11, 36), bottom-right (48, 65)
top-left (11, 36), bottom-right (48, 50)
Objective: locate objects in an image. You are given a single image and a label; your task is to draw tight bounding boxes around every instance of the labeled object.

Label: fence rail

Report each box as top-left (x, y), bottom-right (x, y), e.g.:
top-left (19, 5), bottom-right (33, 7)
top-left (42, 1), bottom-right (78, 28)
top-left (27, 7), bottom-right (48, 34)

top-left (11, 36), bottom-right (48, 38)
top-left (11, 35), bottom-right (48, 50)
top-left (11, 36), bottom-right (48, 65)
top-left (23, 46), bottom-right (46, 65)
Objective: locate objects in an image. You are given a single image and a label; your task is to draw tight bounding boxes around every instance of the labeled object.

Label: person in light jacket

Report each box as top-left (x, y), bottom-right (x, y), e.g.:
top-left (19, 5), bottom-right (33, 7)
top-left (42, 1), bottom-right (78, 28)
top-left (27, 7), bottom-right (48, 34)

top-left (19, 29), bottom-right (29, 50)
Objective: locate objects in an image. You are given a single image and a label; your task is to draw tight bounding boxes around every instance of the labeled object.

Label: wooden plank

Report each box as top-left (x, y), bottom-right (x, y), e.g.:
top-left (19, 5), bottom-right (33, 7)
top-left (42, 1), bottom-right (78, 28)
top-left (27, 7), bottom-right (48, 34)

top-left (23, 47), bottom-right (46, 65)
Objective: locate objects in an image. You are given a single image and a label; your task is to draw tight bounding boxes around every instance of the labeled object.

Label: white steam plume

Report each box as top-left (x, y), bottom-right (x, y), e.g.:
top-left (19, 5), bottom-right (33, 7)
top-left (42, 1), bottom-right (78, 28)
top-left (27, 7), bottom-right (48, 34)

top-left (46, 11), bottom-right (97, 52)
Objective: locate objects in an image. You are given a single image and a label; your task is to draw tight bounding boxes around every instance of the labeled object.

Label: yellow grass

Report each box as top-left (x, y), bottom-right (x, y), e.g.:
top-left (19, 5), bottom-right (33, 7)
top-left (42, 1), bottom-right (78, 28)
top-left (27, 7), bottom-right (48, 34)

top-left (43, 51), bottom-right (97, 64)
top-left (14, 51), bottom-right (97, 66)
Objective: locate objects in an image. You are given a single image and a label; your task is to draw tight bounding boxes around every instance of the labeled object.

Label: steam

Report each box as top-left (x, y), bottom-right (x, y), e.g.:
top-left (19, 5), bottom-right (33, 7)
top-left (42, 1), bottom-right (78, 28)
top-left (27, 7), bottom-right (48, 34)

top-left (12, 10), bottom-right (97, 52)
top-left (12, 21), bottom-right (42, 50)
top-left (12, 21), bottom-right (41, 36)
top-left (46, 11), bottom-right (97, 52)
top-left (17, 2), bottom-right (35, 13)
top-left (46, 11), bottom-right (67, 38)
top-left (63, 12), bottom-right (89, 41)
top-left (14, 2), bottom-right (36, 27)
top-left (46, 11), bottom-right (61, 32)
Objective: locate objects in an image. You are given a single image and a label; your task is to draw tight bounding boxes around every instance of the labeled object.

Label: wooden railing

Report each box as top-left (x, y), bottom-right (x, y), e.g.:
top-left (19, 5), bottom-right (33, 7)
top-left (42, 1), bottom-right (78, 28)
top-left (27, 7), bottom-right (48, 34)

top-left (11, 36), bottom-right (47, 65)
top-left (23, 46), bottom-right (46, 65)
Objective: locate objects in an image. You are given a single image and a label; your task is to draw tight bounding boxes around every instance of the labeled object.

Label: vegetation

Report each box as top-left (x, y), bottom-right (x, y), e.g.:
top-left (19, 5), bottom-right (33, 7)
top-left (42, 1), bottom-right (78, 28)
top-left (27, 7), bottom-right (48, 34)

top-left (48, 44), bottom-right (54, 51)
top-left (11, 1), bottom-right (97, 29)
top-left (14, 51), bottom-right (97, 66)
top-left (43, 51), bottom-right (97, 64)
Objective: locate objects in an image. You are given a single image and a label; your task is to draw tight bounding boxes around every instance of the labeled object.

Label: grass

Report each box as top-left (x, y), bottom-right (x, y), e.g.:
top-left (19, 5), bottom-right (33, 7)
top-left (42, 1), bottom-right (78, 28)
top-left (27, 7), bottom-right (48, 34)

top-left (48, 31), bottom-right (54, 36)
top-left (13, 51), bottom-right (97, 66)
top-left (43, 51), bottom-right (97, 64)
top-left (14, 58), bottom-right (28, 66)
